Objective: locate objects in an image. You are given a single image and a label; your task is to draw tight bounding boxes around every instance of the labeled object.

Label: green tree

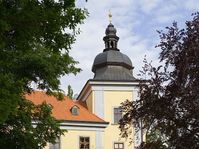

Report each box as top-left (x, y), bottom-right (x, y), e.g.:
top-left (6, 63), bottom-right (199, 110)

top-left (119, 12), bottom-right (199, 149)
top-left (67, 85), bottom-right (73, 99)
top-left (0, 0), bottom-right (87, 148)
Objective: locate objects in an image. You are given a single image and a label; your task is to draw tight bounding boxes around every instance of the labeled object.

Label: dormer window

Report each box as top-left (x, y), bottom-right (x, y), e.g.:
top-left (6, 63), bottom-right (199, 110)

top-left (70, 105), bottom-right (79, 116)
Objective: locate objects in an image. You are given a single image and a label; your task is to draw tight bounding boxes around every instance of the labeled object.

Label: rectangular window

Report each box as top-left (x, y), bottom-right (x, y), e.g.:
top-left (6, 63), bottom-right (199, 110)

top-left (114, 142), bottom-right (124, 149)
top-left (114, 107), bottom-right (122, 124)
top-left (49, 137), bottom-right (60, 149)
top-left (79, 137), bottom-right (90, 149)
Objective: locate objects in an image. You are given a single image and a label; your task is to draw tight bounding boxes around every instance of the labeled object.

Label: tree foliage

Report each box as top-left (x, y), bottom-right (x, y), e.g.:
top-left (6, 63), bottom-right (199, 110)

top-left (67, 84), bottom-right (74, 99)
top-left (119, 12), bottom-right (199, 149)
top-left (0, 0), bottom-right (87, 148)
top-left (0, 99), bottom-right (63, 149)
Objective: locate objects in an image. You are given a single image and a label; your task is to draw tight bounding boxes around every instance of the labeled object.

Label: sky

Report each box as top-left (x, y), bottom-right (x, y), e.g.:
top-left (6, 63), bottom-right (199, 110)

top-left (60, 0), bottom-right (199, 95)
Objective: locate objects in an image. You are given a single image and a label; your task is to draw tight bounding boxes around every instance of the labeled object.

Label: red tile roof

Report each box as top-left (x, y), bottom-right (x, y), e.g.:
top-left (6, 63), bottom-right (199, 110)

top-left (25, 91), bottom-right (105, 123)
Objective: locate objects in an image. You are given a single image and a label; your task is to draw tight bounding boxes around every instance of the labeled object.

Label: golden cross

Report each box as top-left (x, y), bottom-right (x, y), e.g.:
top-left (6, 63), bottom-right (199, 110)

top-left (108, 10), bottom-right (112, 23)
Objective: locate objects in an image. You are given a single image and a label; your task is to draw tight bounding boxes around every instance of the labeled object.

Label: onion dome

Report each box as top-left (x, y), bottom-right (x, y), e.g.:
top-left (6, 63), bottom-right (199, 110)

top-left (92, 23), bottom-right (135, 81)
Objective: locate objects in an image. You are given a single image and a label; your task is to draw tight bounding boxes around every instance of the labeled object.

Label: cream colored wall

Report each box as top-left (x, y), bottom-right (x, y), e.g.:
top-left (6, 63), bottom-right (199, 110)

top-left (45, 129), bottom-right (96, 149)
top-left (61, 130), bottom-right (96, 149)
top-left (103, 91), bottom-right (134, 149)
top-left (86, 91), bottom-right (94, 113)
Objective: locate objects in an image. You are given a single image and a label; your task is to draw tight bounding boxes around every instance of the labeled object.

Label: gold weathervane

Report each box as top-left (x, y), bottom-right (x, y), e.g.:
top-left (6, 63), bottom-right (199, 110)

top-left (108, 10), bottom-right (112, 23)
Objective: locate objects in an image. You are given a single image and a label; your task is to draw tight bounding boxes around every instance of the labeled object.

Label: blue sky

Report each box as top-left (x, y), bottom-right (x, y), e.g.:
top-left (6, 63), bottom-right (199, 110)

top-left (60, 0), bottom-right (199, 95)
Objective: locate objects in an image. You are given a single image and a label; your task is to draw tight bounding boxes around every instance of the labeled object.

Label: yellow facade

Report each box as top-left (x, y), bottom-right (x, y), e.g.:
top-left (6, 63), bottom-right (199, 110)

top-left (103, 91), bottom-right (132, 122)
top-left (103, 91), bottom-right (134, 149)
top-left (61, 130), bottom-right (96, 149)
top-left (86, 91), bottom-right (94, 113)
top-left (44, 83), bottom-right (138, 149)
top-left (45, 130), bottom-right (96, 149)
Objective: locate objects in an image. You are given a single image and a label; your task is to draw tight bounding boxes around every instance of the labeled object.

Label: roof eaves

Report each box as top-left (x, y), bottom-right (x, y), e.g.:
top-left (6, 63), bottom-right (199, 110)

top-left (60, 121), bottom-right (109, 129)
top-left (60, 120), bottom-right (109, 125)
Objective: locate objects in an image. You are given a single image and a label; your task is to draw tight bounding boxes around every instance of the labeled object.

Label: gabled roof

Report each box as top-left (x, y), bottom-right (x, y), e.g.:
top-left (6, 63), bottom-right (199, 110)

top-left (25, 91), bottom-right (106, 123)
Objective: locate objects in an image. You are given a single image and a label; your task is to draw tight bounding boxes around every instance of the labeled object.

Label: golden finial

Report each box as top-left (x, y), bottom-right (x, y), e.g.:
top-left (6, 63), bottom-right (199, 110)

top-left (108, 10), bottom-right (112, 23)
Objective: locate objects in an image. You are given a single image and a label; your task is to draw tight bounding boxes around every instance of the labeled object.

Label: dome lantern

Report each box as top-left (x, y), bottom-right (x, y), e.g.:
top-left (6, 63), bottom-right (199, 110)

top-left (103, 23), bottom-right (119, 51)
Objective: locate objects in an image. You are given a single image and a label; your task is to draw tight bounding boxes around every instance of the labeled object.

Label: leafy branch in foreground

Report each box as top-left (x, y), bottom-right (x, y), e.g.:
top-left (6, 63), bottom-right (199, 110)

top-left (0, 0), bottom-right (88, 148)
top-left (119, 12), bottom-right (199, 149)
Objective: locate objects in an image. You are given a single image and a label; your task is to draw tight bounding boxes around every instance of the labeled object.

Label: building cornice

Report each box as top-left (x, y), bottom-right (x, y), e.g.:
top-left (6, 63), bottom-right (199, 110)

top-left (32, 120), bottom-right (109, 131)
top-left (77, 79), bottom-right (140, 101)
top-left (60, 120), bottom-right (109, 127)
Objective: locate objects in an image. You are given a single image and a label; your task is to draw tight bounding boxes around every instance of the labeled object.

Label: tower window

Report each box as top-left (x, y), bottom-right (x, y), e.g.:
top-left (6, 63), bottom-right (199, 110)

top-left (71, 105), bottom-right (79, 116)
top-left (113, 107), bottom-right (122, 124)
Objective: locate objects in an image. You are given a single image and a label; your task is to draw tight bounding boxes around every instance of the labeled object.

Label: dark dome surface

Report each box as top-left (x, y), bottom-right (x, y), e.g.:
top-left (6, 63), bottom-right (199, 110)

top-left (92, 50), bottom-right (133, 72)
top-left (105, 23), bottom-right (116, 35)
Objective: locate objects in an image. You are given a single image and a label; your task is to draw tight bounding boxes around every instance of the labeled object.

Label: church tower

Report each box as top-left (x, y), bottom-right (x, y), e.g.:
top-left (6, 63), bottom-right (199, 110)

top-left (78, 21), bottom-right (140, 149)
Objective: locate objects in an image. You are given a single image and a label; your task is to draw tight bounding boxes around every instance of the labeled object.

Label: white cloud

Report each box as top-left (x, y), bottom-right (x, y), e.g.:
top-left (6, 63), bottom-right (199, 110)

top-left (138, 0), bottom-right (160, 14)
top-left (60, 0), bottom-right (198, 94)
top-left (184, 0), bottom-right (199, 10)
